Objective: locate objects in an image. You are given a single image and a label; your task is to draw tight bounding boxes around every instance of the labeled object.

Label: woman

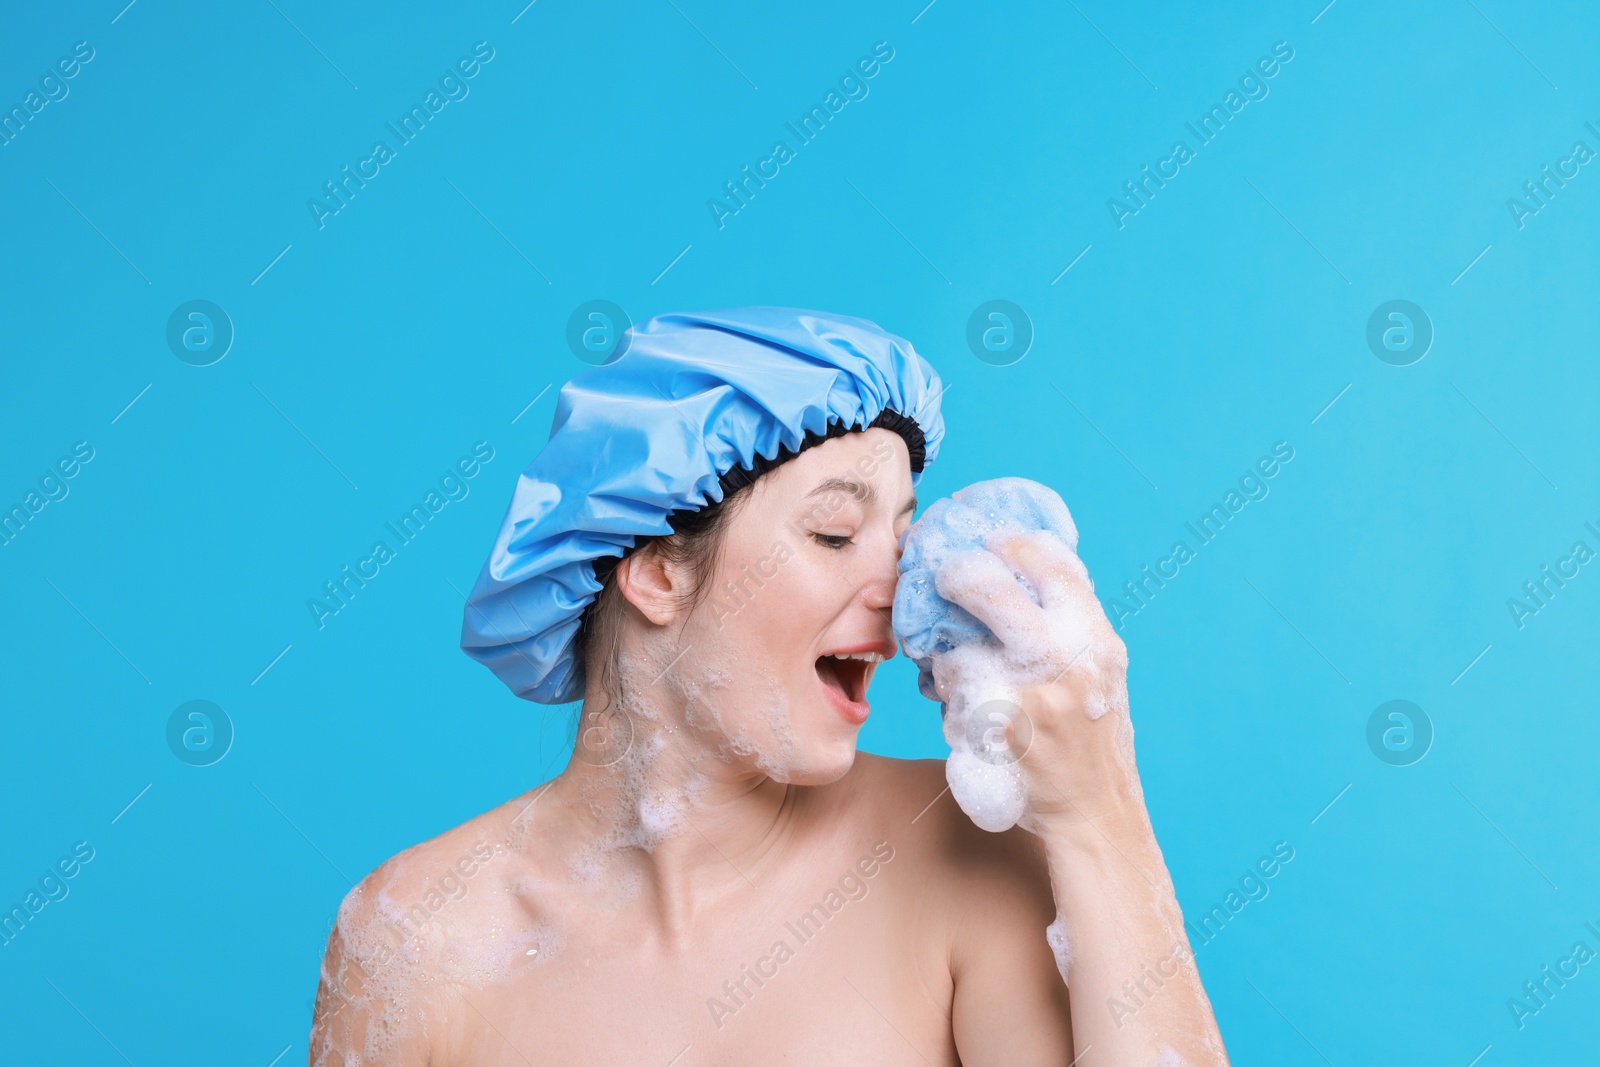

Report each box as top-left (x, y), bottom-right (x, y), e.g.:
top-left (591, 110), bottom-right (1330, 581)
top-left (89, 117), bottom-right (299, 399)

top-left (310, 309), bottom-right (1228, 1065)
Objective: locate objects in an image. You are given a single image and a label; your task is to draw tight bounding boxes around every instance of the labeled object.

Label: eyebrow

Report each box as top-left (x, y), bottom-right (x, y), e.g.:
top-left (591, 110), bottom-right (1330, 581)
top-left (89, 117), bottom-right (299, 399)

top-left (806, 477), bottom-right (917, 517)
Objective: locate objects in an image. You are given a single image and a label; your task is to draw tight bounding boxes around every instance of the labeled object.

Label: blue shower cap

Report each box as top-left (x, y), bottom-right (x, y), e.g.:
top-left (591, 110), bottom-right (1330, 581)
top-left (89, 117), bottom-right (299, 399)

top-left (460, 307), bottom-right (947, 704)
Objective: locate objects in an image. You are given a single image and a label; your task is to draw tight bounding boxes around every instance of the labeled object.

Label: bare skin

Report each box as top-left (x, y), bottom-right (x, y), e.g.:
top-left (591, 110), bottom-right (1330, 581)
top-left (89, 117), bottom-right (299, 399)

top-left (310, 428), bottom-right (1228, 1066)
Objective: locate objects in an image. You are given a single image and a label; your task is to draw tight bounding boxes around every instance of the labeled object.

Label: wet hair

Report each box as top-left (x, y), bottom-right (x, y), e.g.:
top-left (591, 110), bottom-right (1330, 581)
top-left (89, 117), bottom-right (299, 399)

top-left (573, 409), bottom-right (927, 698)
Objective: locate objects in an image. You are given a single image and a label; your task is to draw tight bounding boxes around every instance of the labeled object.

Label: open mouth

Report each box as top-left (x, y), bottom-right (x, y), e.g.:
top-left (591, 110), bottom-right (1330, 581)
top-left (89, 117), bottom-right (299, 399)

top-left (814, 651), bottom-right (883, 706)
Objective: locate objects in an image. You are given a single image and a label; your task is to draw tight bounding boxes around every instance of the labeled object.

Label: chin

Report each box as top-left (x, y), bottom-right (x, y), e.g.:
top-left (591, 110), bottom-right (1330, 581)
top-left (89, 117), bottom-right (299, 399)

top-left (771, 735), bottom-right (860, 786)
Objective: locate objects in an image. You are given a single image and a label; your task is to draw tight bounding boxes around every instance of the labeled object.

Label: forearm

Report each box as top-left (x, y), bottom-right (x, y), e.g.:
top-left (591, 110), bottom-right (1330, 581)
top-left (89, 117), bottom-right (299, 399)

top-left (937, 531), bottom-right (1228, 1061)
top-left (1039, 803), bottom-right (1227, 1066)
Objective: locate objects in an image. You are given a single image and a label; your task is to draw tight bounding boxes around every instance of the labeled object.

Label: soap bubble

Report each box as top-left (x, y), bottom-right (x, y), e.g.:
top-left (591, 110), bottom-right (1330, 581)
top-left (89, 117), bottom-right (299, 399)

top-left (964, 698), bottom-right (1031, 765)
top-left (1045, 914), bottom-right (1072, 984)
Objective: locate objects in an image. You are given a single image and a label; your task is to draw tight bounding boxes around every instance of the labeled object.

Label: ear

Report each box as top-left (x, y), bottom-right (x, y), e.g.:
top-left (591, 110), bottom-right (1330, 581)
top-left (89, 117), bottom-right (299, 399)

top-left (613, 544), bottom-right (690, 626)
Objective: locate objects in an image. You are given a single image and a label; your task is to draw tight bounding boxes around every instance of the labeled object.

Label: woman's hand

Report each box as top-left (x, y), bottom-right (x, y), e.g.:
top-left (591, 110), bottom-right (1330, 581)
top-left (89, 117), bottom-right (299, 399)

top-left (933, 530), bottom-right (1145, 837)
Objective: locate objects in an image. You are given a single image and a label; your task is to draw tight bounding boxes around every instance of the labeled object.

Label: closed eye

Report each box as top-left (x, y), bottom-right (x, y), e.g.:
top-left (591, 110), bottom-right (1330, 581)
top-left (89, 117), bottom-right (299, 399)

top-left (812, 533), bottom-right (854, 550)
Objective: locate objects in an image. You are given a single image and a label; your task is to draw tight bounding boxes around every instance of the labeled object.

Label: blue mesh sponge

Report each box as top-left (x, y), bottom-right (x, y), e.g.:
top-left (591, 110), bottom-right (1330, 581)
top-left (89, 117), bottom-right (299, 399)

top-left (892, 477), bottom-right (1079, 701)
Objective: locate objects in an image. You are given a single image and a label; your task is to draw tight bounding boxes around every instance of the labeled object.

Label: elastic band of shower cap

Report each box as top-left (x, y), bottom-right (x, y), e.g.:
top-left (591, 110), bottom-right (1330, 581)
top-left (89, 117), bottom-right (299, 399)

top-left (458, 307), bottom-right (947, 705)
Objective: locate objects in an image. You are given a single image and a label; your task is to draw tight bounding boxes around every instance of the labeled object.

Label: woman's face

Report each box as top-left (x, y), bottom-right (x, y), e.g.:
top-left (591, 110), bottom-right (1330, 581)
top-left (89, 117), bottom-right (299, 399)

top-left (658, 428), bottom-right (917, 785)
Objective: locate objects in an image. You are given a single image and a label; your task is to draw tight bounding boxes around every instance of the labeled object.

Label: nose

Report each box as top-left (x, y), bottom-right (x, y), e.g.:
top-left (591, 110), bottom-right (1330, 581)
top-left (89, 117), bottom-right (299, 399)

top-left (862, 574), bottom-right (895, 614)
top-left (860, 529), bottom-right (901, 614)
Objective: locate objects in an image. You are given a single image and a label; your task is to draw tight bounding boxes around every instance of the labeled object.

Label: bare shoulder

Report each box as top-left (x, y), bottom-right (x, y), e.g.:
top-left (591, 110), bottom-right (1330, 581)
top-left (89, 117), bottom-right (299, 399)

top-left (840, 752), bottom-right (1053, 901)
top-left (836, 750), bottom-right (949, 824)
top-left (310, 793), bottom-right (530, 1063)
top-left (838, 751), bottom-right (1049, 876)
top-left (334, 793), bottom-right (523, 946)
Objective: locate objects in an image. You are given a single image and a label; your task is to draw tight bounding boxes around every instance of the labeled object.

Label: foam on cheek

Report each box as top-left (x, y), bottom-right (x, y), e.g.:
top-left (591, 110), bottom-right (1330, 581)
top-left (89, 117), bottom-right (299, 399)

top-left (682, 657), bottom-right (800, 779)
top-left (755, 686), bottom-right (799, 778)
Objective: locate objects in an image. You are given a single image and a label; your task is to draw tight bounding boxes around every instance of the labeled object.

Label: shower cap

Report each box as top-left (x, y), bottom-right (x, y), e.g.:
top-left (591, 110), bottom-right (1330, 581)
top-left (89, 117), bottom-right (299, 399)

top-left (460, 307), bottom-right (947, 704)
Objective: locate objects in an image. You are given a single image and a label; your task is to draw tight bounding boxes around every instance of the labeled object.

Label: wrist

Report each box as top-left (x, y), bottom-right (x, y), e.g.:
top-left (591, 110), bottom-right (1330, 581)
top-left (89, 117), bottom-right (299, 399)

top-left (1035, 792), bottom-right (1156, 858)
top-left (1036, 799), bottom-right (1174, 918)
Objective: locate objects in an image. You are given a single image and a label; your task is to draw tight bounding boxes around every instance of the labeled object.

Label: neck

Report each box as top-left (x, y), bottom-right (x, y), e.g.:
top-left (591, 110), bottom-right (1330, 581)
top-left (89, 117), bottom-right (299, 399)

top-left (529, 675), bottom-right (801, 942)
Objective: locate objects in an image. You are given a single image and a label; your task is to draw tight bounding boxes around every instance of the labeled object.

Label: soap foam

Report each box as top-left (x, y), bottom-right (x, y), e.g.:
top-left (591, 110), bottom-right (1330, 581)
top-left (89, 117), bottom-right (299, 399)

top-left (1044, 913), bottom-right (1072, 985)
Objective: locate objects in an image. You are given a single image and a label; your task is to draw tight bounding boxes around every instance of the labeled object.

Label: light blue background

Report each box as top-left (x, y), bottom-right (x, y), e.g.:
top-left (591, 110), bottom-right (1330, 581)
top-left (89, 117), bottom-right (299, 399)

top-left (2, 1), bottom-right (1597, 1063)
